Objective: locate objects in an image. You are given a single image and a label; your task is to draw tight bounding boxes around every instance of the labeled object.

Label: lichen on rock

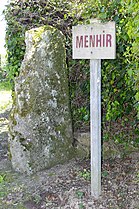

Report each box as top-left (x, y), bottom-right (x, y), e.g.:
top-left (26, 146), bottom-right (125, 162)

top-left (9, 25), bottom-right (74, 174)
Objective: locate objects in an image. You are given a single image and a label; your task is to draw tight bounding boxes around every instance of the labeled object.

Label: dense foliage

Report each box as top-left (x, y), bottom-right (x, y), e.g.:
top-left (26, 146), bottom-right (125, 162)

top-left (4, 0), bottom-right (139, 142)
top-left (124, 0), bottom-right (139, 117)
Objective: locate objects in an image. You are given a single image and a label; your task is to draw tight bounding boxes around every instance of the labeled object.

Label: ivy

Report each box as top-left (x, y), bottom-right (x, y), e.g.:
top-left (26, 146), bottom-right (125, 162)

top-left (123, 0), bottom-right (139, 117)
top-left (4, 0), bottom-right (139, 133)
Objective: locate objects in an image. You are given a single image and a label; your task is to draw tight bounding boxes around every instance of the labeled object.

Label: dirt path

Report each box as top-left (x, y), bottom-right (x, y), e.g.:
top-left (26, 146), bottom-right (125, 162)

top-left (0, 108), bottom-right (139, 209)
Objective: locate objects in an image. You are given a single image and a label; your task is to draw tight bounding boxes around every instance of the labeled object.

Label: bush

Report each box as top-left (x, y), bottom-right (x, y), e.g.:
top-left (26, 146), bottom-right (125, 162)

top-left (4, 0), bottom-right (139, 133)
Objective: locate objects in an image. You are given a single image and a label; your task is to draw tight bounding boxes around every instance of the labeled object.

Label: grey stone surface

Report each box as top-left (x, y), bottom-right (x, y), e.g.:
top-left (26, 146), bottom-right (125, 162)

top-left (9, 26), bottom-right (74, 174)
top-left (74, 132), bottom-right (90, 158)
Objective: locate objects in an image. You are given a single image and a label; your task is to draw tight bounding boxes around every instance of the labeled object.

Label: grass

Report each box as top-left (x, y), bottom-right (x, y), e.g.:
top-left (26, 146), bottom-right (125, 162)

top-left (0, 80), bottom-right (13, 91)
top-left (0, 80), bottom-right (13, 112)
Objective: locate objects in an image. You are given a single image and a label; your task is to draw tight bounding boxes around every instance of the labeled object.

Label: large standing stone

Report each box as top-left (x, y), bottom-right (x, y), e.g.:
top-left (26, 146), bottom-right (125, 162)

top-left (9, 26), bottom-right (74, 174)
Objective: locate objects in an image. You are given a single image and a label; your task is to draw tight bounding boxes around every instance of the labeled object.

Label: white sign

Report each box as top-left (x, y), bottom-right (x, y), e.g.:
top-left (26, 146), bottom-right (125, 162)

top-left (72, 22), bottom-right (116, 59)
top-left (72, 20), bottom-right (116, 198)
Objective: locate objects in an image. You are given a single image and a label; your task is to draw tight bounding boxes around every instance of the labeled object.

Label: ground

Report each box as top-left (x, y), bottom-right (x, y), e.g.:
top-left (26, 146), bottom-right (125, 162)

top-left (0, 89), bottom-right (139, 209)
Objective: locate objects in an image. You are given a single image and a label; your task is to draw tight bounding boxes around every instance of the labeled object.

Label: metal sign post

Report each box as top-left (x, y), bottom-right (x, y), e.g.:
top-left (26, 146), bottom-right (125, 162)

top-left (72, 20), bottom-right (116, 198)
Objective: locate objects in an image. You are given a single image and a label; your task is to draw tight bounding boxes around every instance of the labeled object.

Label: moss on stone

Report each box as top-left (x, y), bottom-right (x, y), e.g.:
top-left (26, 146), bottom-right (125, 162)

top-left (30, 25), bottom-right (57, 48)
top-left (7, 143), bottom-right (12, 160)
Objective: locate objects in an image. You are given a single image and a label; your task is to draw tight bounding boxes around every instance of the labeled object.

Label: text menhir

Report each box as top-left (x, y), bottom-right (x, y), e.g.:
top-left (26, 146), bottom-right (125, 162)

top-left (76, 33), bottom-right (112, 48)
